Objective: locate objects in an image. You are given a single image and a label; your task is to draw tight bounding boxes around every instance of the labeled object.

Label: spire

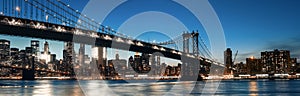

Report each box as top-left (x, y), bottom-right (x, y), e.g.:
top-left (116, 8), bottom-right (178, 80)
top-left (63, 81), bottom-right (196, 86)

top-left (115, 50), bottom-right (119, 60)
top-left (44, 41), bottom-right (49, 54)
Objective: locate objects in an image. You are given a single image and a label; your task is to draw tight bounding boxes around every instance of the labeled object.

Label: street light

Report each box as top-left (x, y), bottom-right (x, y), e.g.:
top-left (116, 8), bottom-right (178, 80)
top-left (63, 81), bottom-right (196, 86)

top-left (16, 6), bottom-right (20, 17)
top-left (45, 15), bottom-right (49, 22)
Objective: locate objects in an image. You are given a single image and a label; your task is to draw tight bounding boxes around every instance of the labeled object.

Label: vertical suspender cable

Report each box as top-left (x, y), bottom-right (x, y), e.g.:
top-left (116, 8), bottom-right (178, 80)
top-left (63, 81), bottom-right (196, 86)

top-left (3, 0), bottom-right (5, 15)
top-left (25, 0), bottom-right (28, 19)
top-left (12, 0), bottom-right (14, 16)
top-left (55, 0), bottom-right (57, 24)
top-left (20, 0), bottom-right (22, 18)
top-left (2, 0), bottom-right (4, 15)
top-left (41, 0), bottom-right (44, 21)
top-left (8, 0), bottom-right (10, 16)
top-left (30, 0), bottom-right (33, 19)
top-left (35, 1), bottom-right (38, 21)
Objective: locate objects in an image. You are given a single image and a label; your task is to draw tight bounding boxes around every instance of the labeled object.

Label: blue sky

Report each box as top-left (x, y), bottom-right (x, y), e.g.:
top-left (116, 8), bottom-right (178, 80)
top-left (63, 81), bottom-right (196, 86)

top-left (1, 0), bottom-right (300, 63)
top-left (209, 0), bottom-right (300, 62)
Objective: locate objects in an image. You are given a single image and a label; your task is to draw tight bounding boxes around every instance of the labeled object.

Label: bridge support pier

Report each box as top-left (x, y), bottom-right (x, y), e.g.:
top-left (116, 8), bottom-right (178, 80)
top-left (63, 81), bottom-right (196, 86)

top-left (22, 69), bottom-right (35, 80)
top-left (180, 55), bottom-right (201, 81)
top-left (22, 56), bottom-right (35, 80)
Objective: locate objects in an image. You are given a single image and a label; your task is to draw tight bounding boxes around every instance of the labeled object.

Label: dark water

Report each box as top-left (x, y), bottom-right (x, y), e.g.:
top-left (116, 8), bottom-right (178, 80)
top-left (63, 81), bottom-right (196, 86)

top-left (1, 79), bottom-right (300, 96)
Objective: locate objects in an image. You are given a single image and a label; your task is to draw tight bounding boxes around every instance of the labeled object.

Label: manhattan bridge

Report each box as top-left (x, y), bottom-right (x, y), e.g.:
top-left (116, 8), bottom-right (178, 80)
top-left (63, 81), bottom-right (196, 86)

top-left (0, 0), bottom-right (224, 80)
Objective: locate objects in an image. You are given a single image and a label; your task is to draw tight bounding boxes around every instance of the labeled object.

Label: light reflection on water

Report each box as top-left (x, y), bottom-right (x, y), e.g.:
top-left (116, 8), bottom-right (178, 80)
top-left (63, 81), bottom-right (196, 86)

top-left (249, 80), bottom-right (258, 96)
top-left (1, 80), bottom-right (300, 96)
top-left (0, 80), bottom-right (84, 96)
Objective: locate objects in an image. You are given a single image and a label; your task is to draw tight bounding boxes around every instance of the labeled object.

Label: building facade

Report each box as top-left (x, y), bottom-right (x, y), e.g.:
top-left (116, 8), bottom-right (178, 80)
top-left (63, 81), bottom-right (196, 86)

top-left (0, 39), bottom-right (10, 60)
top-left (224, 48), bottom-right (233, 74)
top-left (246, 56), bottom-right (262, 75)
top-left (261, 49), bottom-right (294, 74)
top-left (31, 40), bottom-right (39, 57)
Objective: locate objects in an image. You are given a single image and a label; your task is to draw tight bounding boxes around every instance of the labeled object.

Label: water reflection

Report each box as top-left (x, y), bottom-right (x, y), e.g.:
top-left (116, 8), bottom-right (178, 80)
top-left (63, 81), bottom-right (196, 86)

top-left (33, 80), bottom-right (52, 96)
top-left (0, 80), bottom-right (84, 96)
top-left (249, 80), bottom-right (258, 96)
top-left (2, 80), bottom-right (300, 95)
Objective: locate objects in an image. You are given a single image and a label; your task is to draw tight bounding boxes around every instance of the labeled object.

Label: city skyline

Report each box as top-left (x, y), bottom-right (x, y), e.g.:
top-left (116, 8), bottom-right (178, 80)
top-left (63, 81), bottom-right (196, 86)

top-left (1, 0), bottom-right (300, 95)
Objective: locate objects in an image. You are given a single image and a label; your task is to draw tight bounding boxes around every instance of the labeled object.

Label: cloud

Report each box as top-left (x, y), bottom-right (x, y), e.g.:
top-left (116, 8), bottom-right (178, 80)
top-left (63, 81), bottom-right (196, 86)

top-left (234, 37), bottom-right (300, 63)
top-left (235, 51), bottom-right (259, 63)
top-left (264, 37), bottom-right (300, 58)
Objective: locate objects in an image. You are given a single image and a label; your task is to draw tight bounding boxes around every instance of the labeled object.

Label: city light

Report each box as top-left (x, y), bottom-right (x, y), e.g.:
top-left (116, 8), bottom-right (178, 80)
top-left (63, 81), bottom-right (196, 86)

top-left (152, 46), bottom-right (159, 50)
top-left (103, 35), bottom-right (112, 40)
top-left (0, 0), bottom-right (299, 95)
top-left (115, 37), bottom-right (124, 42)
top-left (45, 15), bottom-right (49, 21)
top-left (16, 6), bottom-right (21, 12)
top-left (0, 0), bottom-right (296, 82)
top-left (136, 42), bottom-right (143, 46)
top-left (127, 40), bottom-right (134, 44)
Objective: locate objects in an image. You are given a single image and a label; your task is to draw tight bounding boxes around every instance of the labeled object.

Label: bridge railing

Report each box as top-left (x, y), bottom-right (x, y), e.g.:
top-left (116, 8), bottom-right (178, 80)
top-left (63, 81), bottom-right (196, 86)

top-left (0, 0), bottom-right (133, 38)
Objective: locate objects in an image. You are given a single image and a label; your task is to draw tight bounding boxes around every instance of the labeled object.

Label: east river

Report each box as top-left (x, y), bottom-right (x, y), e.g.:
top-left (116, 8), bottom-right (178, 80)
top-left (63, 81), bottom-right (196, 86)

top-left (1, 79), bottom-right (300, 96)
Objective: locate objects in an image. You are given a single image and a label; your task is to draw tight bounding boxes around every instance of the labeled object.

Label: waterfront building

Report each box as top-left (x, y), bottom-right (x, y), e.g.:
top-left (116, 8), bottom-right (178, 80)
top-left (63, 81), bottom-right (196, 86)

top-left (0, 39), bottom-right (10, 60)
top-left (246, 56), bottom-right (262, 75)
top-left (234, 62), bottom-right (247, 74)
top-left (261, 49), bottom-right (294, 74)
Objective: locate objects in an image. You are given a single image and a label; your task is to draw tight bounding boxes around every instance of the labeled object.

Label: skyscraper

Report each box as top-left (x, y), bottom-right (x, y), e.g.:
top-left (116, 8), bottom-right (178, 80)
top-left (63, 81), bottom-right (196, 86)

top-left (224, 48), bottom-right (233, 75)
top-left (134, 53), bottom-right (141, 72)
top-left (107, 51), bottom-right (127, 77)
top-left (63, 42), bottom-right (75, 75)
top-left (78, 44), bottom-right (85, 65)
top-left (0, 39), bottom-right (10, 60)
top-left (141, 53), bottom-right (151, 73)
top-left (10, 48), bottom-right (19, 60)
top-left (44, 41), bottom-right (49, 54)
top-left (31, 40), bottom-right (39, 57)
top-left (40, 41), bottom-right (51, 63)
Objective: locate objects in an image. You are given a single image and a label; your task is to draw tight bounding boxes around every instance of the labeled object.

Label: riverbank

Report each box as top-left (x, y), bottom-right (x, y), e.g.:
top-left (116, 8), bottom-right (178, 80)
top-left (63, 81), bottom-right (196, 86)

top-left (205, 74), bottom-right (300, 80)
top-left (2, 74), bottom-right (300, 81)
top-left (0, 77), bottom-right (76, 80)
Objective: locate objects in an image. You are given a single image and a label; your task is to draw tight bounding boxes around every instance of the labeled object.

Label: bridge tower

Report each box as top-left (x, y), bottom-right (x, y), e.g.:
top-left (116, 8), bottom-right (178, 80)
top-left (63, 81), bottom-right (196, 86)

top-left (181, 31), bottom-right (201, 81)
top-left (182, 32), bottom-right (191, 54)
top-left (192, 31), bottom-right (199, 56)
top-left (182, 31), bottom-right (199, 56)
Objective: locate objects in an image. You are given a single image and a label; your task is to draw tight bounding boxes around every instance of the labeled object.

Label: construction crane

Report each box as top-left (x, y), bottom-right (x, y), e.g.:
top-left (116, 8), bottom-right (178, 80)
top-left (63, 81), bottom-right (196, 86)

top-left (233, 50), bottom-right (238, 64)
top-left (231, 50), bottom-right (238, 74)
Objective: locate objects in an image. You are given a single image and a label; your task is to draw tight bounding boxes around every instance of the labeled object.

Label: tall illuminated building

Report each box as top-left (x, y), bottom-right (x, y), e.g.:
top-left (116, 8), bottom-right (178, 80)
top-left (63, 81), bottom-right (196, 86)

top-left (40, 41), bottom-right (52, 63)
top-left (261, 49), bottom-right (295, 74)
top-left (0, 39), bottom-right (10, 60)
top-left (10, 48), bottom-right (19, 60)
top-left (31, 40), bottom-right (39, 57)
top-left (62, 42), bottom-right (75, 75)
top-left (224, 48), bottom-right (233, 74)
